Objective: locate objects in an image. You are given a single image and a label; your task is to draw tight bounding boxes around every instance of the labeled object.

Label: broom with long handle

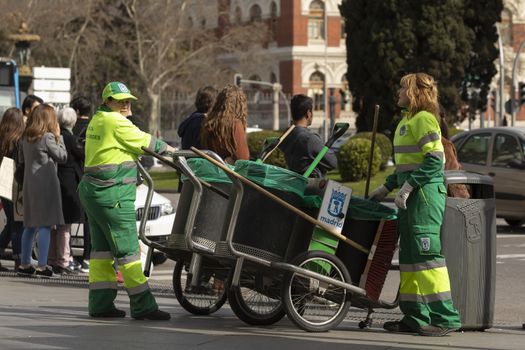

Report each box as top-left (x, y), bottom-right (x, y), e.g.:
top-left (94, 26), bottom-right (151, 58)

top-left (190, 146), bottom-right (370, 254)
top-left (256, 124), bottom-right (295, 163)
top-left (364, 105), bottom-right (380, 199)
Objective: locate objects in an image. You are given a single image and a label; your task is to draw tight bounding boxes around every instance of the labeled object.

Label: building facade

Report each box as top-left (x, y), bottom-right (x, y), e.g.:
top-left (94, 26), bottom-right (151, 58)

top-left (186, 0), bottom-right (352, 129)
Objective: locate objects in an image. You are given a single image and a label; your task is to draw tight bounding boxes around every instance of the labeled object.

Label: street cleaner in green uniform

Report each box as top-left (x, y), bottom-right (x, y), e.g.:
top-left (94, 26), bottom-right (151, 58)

top-left (79, 82), bottom-right (175, 320)
top-left (369, 73), bottom-right (461, 336)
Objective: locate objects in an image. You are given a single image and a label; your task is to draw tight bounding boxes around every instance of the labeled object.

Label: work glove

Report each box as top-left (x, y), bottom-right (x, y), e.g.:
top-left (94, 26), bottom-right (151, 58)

top-left (394, 182), bottom-right (414, 210)
top-left (162, 145), bottom-right (177, 158)
top-left (369, 185), bottom-right (390, 202)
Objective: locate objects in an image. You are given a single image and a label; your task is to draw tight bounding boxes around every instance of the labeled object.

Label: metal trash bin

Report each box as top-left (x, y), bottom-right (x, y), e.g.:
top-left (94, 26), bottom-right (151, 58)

top-left (441, 170), bottom-right (496, 330)
top-left (227, 160), bottom-right (307, 261)
top-left (169, 158), bottom-right (232, 253)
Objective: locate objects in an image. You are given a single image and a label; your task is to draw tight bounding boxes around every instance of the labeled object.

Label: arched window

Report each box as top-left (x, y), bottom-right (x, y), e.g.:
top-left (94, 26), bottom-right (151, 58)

top-left (250, 4), bottom-right (262, 22)
top-left (500, 9), bottom-right (513, 45)
top-left (270, 2), bottom-right (278, 40)
top-left (308, 71), bottom-right (325, 111)
top-left (308, 0), bottom-right (325, 40)
top-left (200, 18), bottom-right (206, 28)
top-left (234, 6), bottom-right (242, 24)
top-left (187, 17), bottom-right (193, 28)
top-left (270, 72), bottom-right (278, 83)
top-left (340, 75), bottom-right (351, 111)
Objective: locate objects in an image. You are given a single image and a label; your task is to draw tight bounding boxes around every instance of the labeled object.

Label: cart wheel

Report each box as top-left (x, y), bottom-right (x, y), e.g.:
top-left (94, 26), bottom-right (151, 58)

top-left (172, 259), bottom-right (228, 315)
top-left (282, 250), bottom-right (352, 332)
top-left (227, 268), bottom-right (286, 325)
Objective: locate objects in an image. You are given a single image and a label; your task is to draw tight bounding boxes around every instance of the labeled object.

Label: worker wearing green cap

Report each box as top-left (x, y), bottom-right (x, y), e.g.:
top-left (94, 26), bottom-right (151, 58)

top-left (78, 82), bottom-right (175, 320)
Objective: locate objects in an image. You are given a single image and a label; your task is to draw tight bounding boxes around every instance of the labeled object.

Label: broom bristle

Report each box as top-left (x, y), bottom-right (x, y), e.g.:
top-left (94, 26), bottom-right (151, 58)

top-left (364, 220), bottom-right (398, 301)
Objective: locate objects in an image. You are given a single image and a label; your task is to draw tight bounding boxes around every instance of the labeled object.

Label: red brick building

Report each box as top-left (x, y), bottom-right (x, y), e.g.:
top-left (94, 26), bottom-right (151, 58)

top-left (187, 0), bottom-right (352, 128)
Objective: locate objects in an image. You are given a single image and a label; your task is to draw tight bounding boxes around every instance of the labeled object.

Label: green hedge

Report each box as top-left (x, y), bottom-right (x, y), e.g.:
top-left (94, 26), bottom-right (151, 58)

top-left (246, 130), bottom-right (287, 168)
top-left (350, 132), bottom-right (392, 170)
top-left (337, 138), bottom-right (381, 182)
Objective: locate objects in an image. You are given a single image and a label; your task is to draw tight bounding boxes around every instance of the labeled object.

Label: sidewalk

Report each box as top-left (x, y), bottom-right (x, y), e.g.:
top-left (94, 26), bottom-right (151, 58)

top-left (0, 272), bottom-right (524, 350)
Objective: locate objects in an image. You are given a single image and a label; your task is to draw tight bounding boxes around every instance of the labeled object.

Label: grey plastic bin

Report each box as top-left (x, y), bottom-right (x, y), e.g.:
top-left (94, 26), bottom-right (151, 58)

top-left (441, 170), bottom-right (496, 331)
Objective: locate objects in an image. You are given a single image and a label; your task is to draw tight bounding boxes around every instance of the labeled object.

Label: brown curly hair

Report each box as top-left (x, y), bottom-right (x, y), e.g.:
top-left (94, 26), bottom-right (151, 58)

top-left (201, 84), bottom-right (247, 157)
top-left (400, 73), bottom-right (439, 119)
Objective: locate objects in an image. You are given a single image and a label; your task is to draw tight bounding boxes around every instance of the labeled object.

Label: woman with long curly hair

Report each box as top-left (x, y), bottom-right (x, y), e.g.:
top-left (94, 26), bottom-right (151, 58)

top-left (17, 104), bottom-right (67, 278)
top-left (201, 84), bottom-right (249, 164)
top-left (369, 73), bottom-right (461, 336)
top-left (0, 108), bottom-right (25, 271)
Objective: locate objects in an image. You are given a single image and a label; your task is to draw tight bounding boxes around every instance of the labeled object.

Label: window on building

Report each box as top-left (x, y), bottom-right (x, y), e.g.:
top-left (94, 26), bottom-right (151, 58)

top-left (270, 72), bottom-right (277, 83)
top-left (187, 17), bottom-right (193, 28)
top-left (250, 4), bottom-right (262, 22)
top-left (200, 18), bottom-right (206, 28)
top-left (235, 6), bottom-right (242, 24)
top-left (308, 71), bottom-right (325, 111)
top-left (500, 9), bottom-right (513, 45)
top-left (308, 0), bottom-right (325, 40)
top-left (341, 19), bottom-right (346, 39)
top-left (340, 75), bottom-right (351, 111)
top-left (270, 2), bottom-right (278, 40)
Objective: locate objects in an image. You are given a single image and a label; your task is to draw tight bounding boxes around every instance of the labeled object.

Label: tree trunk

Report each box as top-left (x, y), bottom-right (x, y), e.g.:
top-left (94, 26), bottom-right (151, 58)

top-left (148, 92), bottom-right (160, 137)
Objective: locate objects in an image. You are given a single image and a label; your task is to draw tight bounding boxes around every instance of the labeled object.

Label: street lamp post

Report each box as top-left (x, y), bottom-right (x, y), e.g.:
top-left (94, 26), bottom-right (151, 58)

top-left (510, 38), bottom-right (525, 126)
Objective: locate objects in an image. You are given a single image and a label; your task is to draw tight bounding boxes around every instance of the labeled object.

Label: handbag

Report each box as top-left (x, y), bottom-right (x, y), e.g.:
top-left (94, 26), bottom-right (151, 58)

top-left (0, 156), bottom-right (15, 200)
top-left (14, 159), bottom-right (24, 186)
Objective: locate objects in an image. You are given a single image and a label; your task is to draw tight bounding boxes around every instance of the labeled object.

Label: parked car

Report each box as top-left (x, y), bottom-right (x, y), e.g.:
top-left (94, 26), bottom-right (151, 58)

top-left (451, 127), bottom-right (525, 226)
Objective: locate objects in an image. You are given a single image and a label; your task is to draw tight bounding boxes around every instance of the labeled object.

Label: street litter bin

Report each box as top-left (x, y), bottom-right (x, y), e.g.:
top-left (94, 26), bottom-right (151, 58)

top-left (228, 160), bottom-right (307, 261)
top-left (170, 158), bottom-right (232, 252)
top-left (441, 170), bottom-right (496, 330)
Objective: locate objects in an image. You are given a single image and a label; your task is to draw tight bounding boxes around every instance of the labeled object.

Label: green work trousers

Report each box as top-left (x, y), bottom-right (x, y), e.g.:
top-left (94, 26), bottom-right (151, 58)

top-left (79, 182), bottom-right (158, 317)
top-left (397, 179), bottom-right (461, 330)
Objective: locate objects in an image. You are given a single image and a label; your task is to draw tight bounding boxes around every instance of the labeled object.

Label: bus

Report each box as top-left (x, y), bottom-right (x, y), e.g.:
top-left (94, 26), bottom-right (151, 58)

top-left (0, 58), bottom-right (21, 118)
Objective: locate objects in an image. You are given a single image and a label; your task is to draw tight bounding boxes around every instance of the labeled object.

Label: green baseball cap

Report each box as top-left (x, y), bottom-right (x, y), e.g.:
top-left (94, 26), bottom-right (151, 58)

top-left (102, 82), bottom-right (138, 101)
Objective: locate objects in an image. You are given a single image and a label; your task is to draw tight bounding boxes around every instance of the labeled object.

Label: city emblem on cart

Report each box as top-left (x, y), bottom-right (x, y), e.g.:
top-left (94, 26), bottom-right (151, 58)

top-left (318, 180), bottom-right (352, 233)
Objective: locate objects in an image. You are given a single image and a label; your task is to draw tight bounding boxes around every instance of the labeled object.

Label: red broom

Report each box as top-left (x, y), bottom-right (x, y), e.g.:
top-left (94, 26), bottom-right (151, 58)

top-left (358, 219), bottom-right (398, 301)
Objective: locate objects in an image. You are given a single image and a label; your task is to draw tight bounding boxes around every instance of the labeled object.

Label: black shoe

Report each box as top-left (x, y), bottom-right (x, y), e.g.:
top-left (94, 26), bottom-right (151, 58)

top-left (90, 308), bottom-right (126, 318)
top-left (383, 320), bottom-right (416, 333)
top-left (17, 266), bottom-right (36, 277)
top-left (418, 325), bottom-right (457, 337)
top-left (133, 309), bottom-right (171, 321)
top-left (35, 266), bottom-right (55, 278)
top-left (53, 265), bottom-right (77, 275)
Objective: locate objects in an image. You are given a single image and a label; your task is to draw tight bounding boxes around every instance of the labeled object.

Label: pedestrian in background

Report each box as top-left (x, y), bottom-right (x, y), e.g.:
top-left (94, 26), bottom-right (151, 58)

top-left (48, 107), bottom-right (85, 275)
top-left (0, 108), bottom-right (25, 271)
top-left (78, 82), bottom-right (175, 320)
top-left (179, 86), bottom-right (217, 150)
top-left (279, 94), bottom-right (337, 178)
top-left (70, 95), bottom-right (93, 273)
top-left (370, 73), bottom-right (461, 336)
top-left (201, 84), bottom-right (249, 165)
top-left (177, 85), bottom-right (217, 191)
top-left (17, 104), bottom-right (67, 278)
top-left (21, 95), bottom-right (43, 123)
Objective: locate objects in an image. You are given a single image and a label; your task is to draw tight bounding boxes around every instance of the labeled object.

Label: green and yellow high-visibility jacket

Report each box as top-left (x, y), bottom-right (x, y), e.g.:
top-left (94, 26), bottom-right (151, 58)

top-left (80, 106), bottom-right (166, 204)
top-left (385, 110), bottom-right (444, 190)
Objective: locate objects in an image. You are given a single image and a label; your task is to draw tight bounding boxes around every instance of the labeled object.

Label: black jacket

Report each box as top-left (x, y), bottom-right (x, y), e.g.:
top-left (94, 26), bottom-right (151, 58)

top-left (279, 126), bottom-right (337, 178)
top-left (57, 128), bottom-right (85, 223)
top-left (178, 112), bottom-right (205, 150)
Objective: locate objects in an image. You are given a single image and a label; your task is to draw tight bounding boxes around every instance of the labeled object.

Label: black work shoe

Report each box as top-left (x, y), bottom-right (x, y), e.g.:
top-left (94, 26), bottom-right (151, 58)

top-left (418, 325), bottom-right (457, 337)
top-left (17, 266), bottom-right (36, 277)
top-left (133, 309), bottom-right (171, 321)
top-left (383, 320), bottom-right (416, 333)
top-left (35, 266), bottom-right (55, 278)
top-left (90, 309), bottom-right (126, 318)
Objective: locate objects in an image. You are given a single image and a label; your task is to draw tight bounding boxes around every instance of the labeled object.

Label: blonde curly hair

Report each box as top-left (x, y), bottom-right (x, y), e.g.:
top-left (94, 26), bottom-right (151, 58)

top-left (400, 73), bottom-right (439, 119)
top-left (201, 84), bottom-right (247, 157)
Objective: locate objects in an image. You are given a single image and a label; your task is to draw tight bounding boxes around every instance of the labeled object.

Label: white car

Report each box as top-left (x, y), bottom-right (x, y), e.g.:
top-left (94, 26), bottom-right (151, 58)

top-left (0, 184), bottom-right (176, 272)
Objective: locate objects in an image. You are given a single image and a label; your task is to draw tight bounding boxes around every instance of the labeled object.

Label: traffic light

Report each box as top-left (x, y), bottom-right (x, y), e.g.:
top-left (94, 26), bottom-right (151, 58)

top-left (519, 82), bottom-right (525, 105)
top-left (234, 73), bottom-right (243, 87)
